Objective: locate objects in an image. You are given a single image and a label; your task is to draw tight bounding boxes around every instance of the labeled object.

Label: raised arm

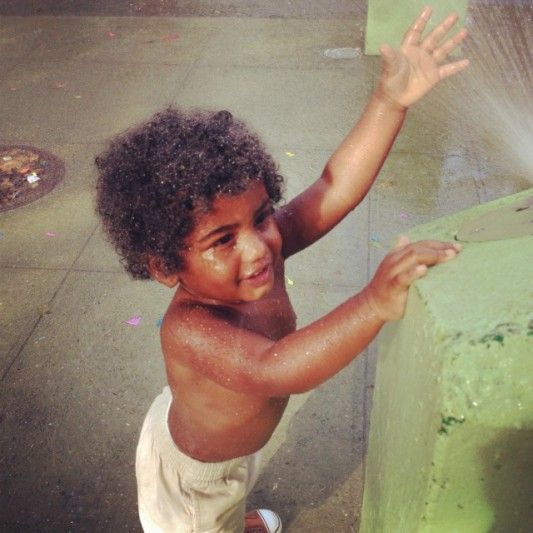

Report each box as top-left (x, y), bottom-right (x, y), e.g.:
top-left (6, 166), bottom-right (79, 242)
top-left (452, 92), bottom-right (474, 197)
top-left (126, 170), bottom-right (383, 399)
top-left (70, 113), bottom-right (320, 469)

top-left (277, 7), bottom-right (469, 258)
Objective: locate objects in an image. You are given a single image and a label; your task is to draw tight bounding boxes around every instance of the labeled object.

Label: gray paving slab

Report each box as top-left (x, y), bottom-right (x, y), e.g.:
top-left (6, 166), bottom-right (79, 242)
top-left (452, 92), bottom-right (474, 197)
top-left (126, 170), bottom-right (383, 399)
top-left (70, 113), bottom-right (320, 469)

top-left (194, 18), bottom-right (366, 70)
top-left (0, 271), bottom-right (168, 532)
top-left (73, 225), bottom-right (124, 273)
top-left (0, 268), bottom-right (67, 377)
top-left (286, 205), bottom-right (369, 289)
top-left (0, 190), bottom-right (96, 269)
top-left (17, 16), bottom-right (214, 64)
top-left (1, 60), bottom-right (193, 144)
top-left (175, 64), bottom-right (372, 152)
top-left (275, 147), bottom-right (370, 289)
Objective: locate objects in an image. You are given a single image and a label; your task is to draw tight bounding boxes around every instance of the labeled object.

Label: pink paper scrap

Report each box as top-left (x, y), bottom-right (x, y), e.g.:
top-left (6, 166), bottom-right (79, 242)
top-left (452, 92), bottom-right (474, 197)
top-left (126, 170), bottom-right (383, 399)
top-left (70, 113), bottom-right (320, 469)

top-left (126, 315), bottom-right (142, 326)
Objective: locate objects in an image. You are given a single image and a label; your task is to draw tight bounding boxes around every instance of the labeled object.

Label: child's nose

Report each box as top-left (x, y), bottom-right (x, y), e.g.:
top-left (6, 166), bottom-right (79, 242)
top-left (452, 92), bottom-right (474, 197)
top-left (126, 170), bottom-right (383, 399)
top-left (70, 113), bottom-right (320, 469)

top-left (239, 230), bottom-right (268, 262)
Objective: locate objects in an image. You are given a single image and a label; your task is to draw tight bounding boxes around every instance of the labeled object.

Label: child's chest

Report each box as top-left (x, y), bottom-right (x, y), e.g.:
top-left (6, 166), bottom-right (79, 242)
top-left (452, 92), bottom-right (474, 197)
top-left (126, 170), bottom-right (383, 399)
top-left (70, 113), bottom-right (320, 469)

top-left (238, 281), bottom-right (297, 340)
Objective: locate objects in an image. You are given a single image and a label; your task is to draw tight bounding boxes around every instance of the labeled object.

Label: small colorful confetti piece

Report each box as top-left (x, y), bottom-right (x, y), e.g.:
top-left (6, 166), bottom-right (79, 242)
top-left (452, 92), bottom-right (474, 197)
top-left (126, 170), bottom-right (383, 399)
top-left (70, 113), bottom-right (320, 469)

top-left (399, 212), bottom-right (409, 220)
top-left (369, 235), bottom-right (384, 248)
top-left (285, 151), bottom-right (295, 158)
top-left (45, 232), bottom-right (57, 237)
top-left (155, 317), bottom-right (163, 328)
top-left (285, 276), bottom-right (294, 286)
top-left (162, 33), bottom-right (179, 41)
top-left (108, 32), bottom-right (117, 38)
top-left (126, 315), bottom-right (142, 326)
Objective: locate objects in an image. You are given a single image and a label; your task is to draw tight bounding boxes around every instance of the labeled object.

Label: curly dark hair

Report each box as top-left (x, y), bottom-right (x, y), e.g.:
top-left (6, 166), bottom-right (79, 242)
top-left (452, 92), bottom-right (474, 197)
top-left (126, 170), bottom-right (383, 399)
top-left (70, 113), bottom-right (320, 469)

top-left (95, 108), bottom-right (284, 279)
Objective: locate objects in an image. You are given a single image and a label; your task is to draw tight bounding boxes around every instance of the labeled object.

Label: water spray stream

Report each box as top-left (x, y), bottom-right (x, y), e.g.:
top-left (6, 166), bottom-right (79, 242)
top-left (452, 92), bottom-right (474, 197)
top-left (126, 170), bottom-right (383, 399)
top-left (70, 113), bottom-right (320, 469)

top-left (441, 1), bottom-right (532, 179)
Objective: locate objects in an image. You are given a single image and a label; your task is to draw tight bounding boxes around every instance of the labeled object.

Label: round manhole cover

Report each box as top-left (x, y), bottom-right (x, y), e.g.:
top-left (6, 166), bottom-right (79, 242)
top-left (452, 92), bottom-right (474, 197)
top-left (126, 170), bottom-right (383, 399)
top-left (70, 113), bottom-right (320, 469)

top-left (0, 145), bottom-right (64, 212)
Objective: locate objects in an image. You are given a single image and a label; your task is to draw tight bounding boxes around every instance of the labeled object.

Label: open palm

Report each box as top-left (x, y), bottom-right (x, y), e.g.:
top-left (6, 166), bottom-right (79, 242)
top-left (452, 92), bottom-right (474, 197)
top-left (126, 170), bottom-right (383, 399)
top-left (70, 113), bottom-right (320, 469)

top-left (379, 7), bottom-right (469, 108)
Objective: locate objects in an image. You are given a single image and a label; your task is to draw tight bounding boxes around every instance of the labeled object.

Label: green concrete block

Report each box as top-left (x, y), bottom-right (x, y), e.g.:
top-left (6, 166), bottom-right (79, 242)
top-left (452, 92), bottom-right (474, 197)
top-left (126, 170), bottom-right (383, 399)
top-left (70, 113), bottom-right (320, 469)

top-left (365, 0), bottom-right (468, 55)
top-left (361, 189), bottom-right (533, 532)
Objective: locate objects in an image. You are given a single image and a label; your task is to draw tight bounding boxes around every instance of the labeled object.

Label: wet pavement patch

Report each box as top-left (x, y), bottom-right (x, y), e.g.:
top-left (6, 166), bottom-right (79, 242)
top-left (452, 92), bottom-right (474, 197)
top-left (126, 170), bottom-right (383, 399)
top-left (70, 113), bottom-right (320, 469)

top-left (0, 146), bottom-right (64, 212)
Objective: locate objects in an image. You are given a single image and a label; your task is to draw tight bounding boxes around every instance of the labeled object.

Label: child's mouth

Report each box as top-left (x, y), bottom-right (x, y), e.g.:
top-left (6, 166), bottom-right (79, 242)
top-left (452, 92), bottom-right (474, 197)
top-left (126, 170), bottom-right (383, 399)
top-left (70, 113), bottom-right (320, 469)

top-left (243, 264), bottom-right (272, 287)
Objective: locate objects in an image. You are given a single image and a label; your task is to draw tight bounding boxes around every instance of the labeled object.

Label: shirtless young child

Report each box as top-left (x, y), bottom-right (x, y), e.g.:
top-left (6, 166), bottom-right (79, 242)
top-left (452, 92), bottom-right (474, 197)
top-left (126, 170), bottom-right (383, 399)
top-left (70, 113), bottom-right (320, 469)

top-left (95, 8), bottom-right (468, 532)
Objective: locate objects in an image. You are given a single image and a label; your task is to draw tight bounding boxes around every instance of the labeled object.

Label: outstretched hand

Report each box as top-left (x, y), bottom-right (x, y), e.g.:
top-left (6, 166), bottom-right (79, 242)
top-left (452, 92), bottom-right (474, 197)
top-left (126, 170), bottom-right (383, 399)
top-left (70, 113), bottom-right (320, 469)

top-left (379, 6), bottom-right (469, 108)
top-left (363, 236), bottom-right (461, 322)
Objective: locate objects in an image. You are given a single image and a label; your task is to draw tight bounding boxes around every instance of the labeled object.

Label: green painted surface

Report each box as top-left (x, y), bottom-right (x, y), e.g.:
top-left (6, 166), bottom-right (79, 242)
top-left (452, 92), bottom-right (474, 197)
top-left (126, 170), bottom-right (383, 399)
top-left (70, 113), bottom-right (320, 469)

top-left (365, 0), bottom-right (468, 55)
top-left (361, 189), bottom-right (533, 532)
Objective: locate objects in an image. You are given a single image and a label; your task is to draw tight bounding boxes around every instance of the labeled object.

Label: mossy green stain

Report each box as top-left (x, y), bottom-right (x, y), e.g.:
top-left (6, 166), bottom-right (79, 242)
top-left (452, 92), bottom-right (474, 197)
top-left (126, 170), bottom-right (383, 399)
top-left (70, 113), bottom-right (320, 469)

top-left (438, 415), bottom-right (465, 435)
top-left (480, 332), bottom-right (505, 346)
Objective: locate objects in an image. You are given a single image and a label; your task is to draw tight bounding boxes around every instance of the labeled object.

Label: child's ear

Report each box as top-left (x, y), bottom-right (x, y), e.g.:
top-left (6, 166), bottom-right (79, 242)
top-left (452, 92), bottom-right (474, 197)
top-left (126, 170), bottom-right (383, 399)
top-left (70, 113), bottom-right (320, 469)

top-left (147, 256), bottom-right (180, 288)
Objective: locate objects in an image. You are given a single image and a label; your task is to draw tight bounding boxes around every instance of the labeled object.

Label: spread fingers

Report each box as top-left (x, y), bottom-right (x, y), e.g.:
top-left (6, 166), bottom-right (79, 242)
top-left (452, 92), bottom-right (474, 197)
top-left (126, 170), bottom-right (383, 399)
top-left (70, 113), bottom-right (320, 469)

top-left (433, 28), bottom-right (469, 63)
top-left (421, 12), bottom-right (460, 52)
top-left (403, 6), bottom-right (433, 46)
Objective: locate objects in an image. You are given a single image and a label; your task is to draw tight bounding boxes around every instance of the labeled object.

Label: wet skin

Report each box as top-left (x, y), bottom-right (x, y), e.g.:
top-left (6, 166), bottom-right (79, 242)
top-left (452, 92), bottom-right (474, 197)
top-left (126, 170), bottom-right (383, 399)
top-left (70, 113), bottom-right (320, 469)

top-left (153, 8), bottom-right (469, 462)
top-left (161, 182), bottom-right (297, 461)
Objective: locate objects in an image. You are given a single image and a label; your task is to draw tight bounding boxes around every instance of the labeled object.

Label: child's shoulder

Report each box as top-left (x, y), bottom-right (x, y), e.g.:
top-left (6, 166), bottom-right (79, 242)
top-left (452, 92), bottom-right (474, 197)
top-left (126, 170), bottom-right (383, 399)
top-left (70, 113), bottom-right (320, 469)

top-left (159, 291), bottom-right (277, 392)
top-left (160, 293), bottom-right (240, 352)
top-left (163, 294), bottom-right (236, 332)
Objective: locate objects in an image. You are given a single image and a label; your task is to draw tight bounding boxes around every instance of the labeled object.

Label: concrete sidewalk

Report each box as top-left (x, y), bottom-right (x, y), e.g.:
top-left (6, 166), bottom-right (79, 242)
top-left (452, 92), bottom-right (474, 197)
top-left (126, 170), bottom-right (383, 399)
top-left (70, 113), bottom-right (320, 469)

top-left (0, 7), bottom-right (525, 533)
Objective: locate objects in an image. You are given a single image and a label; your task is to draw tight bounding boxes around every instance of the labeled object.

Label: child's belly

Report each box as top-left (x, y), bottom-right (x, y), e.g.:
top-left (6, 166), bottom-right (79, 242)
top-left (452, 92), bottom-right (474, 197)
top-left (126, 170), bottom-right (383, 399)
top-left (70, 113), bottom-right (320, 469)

top-left (167, 384), bottom-right (290, 462)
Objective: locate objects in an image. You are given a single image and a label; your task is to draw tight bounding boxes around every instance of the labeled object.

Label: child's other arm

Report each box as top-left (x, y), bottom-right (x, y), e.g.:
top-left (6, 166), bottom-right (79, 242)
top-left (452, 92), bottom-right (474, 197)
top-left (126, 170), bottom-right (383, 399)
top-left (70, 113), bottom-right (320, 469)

top-left (163, 238), bottom-right (460, 397)
top-left (278, 7), bottom-right (468, 258)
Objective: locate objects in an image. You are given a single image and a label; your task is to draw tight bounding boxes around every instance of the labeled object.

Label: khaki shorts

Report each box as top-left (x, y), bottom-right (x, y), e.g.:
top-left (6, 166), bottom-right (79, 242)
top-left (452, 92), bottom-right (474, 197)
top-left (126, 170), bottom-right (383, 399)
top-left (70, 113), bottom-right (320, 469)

top-left (136, 387), bottom-right (262, 532)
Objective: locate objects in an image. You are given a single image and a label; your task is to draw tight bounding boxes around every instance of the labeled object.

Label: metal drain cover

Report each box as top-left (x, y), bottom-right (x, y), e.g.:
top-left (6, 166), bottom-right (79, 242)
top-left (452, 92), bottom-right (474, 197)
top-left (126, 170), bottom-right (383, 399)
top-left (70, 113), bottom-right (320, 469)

top-left (0, 145), bottom-right (64, 212)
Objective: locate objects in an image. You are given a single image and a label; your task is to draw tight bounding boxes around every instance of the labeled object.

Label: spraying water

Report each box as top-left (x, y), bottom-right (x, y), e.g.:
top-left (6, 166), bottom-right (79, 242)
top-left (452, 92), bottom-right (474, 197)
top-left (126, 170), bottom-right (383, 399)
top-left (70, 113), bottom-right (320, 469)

top-left (436, 1), bottom-right (532, 178)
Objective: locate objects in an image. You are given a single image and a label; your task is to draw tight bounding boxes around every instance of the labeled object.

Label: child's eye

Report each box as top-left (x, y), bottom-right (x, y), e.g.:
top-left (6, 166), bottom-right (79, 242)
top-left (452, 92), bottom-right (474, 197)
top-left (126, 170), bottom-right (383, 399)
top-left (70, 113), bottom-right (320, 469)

top-left (213, 234), bottom-right (234, 247)
top-left (255, 207), bottom-right (274, 226)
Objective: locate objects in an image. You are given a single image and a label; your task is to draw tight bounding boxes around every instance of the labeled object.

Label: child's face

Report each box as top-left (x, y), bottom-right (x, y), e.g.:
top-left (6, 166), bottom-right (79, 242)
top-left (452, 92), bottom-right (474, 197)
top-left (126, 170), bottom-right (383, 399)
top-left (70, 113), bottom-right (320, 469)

top-left (178, 181), bottom-right (282, 304)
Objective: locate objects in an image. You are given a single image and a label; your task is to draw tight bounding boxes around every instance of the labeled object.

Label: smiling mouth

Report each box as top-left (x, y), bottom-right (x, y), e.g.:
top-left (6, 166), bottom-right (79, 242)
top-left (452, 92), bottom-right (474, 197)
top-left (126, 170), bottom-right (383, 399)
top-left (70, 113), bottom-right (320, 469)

top-left (243, 264), bottom-right (272, 286)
